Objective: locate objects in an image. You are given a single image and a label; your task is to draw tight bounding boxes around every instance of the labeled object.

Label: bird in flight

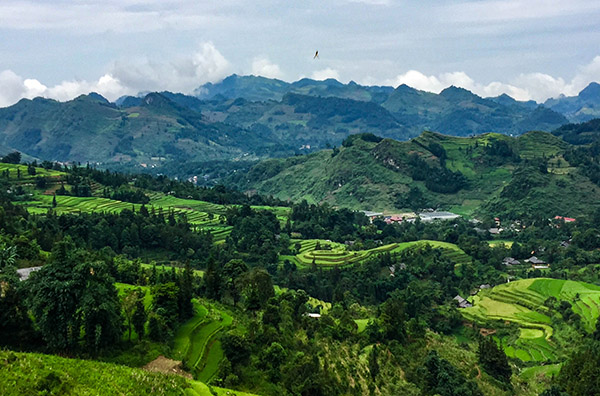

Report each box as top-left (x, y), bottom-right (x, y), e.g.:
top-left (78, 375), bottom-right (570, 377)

top-left (313, 50), bottom-right (319, 59)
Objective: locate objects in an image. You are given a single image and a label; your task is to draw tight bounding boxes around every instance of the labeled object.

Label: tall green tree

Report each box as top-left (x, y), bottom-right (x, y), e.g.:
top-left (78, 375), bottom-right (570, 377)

top-left (29, 239), bottom-right (81, 351)
top-left (78, 261), bottom-right (123, 352)
top-left (132, 290), bottom-right (147, 341)
top-left (477, 336), bottom-right (511, 383)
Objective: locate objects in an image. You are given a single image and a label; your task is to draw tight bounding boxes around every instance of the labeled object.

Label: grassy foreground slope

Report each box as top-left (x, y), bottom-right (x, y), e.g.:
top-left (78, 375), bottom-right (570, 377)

top-left (0, 350), bottom-right (261, 396)
top-left (462, 278), bottom-right (600, 363)
top-left (0, 349), bottom-right (190, 396)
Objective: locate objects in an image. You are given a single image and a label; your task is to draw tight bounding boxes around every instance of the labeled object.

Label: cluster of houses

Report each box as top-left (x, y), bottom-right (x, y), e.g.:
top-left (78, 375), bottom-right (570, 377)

top-left (362, 210), bottom-right (461, 224)
top-left (502, 256), bottom-right (549, 269)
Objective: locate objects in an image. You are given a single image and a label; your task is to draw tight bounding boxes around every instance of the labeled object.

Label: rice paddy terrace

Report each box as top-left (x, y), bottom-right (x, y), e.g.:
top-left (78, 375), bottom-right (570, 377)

top-left (11, 164), bottom-right (289, 244)
top-left (461, 278), bottom-right (600, 363)
top-left (172, 300), bottom-right (233, 383)
top-left (280, 239), bottom-right (471, 269)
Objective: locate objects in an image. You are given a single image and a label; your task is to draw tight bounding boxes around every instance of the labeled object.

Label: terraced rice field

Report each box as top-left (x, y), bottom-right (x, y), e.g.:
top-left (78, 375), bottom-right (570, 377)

top-left (0, 163), bottom-right (65, 181)
top-left (462, 278), bottom-right (600, 362)
top-left (23, 193), bottom-right (234, 242)
top-left (23, 190), bottom-right (289, 244)
top-left (172, 301), bottom-right (233, 383)
top-left (281, 239), bottom-right (471, 269)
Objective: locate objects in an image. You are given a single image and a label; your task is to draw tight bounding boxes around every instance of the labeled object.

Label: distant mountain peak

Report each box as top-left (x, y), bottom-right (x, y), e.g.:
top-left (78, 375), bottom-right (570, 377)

top-left (579, 82), bottom-right (600, 101)
top-left (87, 92), bottom-right (109, 103)
top-left (439, 85), bottom-right (479, 101)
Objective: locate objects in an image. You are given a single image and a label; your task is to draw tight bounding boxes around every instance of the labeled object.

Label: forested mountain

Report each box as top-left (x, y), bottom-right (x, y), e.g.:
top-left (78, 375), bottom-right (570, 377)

top-left (0, 76), bottom-right (573, 180)
top-left (229, 130), bottom-right (600, 221)
top-left (545, 82), bottom-right (600, 122)
top-left (552, 117), bottom-right (600, 144)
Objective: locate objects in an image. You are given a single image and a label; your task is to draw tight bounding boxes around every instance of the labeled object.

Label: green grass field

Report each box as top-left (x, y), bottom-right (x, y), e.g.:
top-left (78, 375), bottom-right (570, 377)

top-left (281, 239), bottom-right (471, 269)
top-left (462, 278), bottom-right (600, 363)
top-left (0, 349), bottom-right (190, 396)
top-left (0, 349), bottom-right (259, 396)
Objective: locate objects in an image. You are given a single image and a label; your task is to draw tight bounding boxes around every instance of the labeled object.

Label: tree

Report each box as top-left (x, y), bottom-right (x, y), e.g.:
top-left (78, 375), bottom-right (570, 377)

top-left (424, 350), bottom-right (483, 396)
top-left (559, 341), bottom-right (600, 396)
top-left (178, 262), bottom-right (194, 320)
top-left (151, 282), bottom-right (180, 329)
top-left (221, 331), bottom-right (250, 367)
top-left (78, 261), bottom-right (123, 352)
top-left (241, 268), bottom-right (274, 310)
top-left (368, 344), bottom-right (379, 380)
top-left (0, 253), bottom-right (33, 346)
top-left (122, 289), bottom-right (139, 342)
top-left (223, 259), bottom-right (248, 306)
top-left (27, 164), bottom-right (36, 176)
top-left (29, 239), bottom-right (81, 351)
top-left (1, 151), bottom-right (21, 164)
top-left (132, 291), bottom-right (147, 341)
top-left (478, 336), bottom-right (511, 383)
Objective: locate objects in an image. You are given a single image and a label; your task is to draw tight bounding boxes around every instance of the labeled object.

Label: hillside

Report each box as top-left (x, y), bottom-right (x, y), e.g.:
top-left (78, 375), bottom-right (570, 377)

top-left (0, 350), bottom-right (257, 396)
top-left (231, 131), bottom-right (600, 219)
top-left (544, 82), bottom-right (600, 122)
top-left (381, 85), bottom-right (567, 137)
top-left (552, 117), bottom-right (600, 145)
top-left (462, 278), bottom-right (600, 363)
top-left (0, 75), bottom-right (573, 181)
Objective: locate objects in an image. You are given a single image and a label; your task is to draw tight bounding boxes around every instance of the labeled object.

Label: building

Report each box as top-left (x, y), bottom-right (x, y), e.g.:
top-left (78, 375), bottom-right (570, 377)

top-left (525, 256), bottom-right (549, 269)
top-left (419, 211), bottom-right (461, 222)
top-left (502, 257), bottom-right (520, 266)
top-left (16, 266), bottom-right (42, 281)
top-left (554, 216), bottom-right (576, 223)
top-left (453, 295), bottom-right (472, 308)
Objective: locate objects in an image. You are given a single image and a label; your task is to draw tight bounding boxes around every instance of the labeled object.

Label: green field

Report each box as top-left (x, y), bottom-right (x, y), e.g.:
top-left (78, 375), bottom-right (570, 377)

top-left (462, 278), bottom-right (600, 363)
top-left (281, 239), bottom-right (471, 269)
top-left (139, 263), bottom-right (204, 278)
top-left (172, 300), bottom-right (233, 383)
top-left (115, 282), bottom-right (152, 309)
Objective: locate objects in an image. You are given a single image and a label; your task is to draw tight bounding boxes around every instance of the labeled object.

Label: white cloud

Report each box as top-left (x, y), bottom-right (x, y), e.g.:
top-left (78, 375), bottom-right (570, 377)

top-left (384, 56), bottom-right (600, 102)
top-left (0, 42), bottom-right (231, 106)
top-left (251, 57), bottom-right (284, 79)
top-left (110, 42), bottom-right (231, 94)
top-left (311, 68), bottom-right (340, 81)
top-left (443, 0), bottom-right (600, 23)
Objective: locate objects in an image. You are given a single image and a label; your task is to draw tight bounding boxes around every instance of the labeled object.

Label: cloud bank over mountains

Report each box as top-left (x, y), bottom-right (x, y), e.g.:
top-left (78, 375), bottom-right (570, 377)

top-left (0, 43), bottom-right (599, 107)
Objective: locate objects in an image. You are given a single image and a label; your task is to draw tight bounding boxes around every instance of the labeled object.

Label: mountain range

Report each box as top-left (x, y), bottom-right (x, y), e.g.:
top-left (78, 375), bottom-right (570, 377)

top-left (0, 74), bottom-right (599, 180)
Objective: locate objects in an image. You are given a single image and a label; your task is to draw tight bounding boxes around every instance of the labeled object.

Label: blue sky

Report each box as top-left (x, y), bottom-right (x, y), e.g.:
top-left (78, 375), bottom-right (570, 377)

top-left (0, 0), bottom-right (599, 106)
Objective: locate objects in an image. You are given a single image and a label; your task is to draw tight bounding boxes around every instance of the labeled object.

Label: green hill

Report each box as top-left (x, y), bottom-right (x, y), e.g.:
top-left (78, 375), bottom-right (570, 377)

top-left (231, 131), bottom-right (600, 219)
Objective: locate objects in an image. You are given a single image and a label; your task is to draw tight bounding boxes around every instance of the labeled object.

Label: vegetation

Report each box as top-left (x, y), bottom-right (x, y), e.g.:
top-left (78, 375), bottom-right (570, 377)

top-left (3, 140), bottom-right (600, 395)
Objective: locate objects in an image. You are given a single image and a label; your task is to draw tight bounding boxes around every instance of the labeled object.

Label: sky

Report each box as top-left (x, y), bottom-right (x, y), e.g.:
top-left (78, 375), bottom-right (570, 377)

top-left (0, 0), bottom-right (599, 107)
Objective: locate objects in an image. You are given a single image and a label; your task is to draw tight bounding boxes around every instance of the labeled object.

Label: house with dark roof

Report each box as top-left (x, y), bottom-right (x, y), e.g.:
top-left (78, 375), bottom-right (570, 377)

top-left (525, 256), bottom-right (549, 269)
top-left (502, 257), bottom-right (520, 266)
top-left (453, 295), bottom-right (472, 308)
